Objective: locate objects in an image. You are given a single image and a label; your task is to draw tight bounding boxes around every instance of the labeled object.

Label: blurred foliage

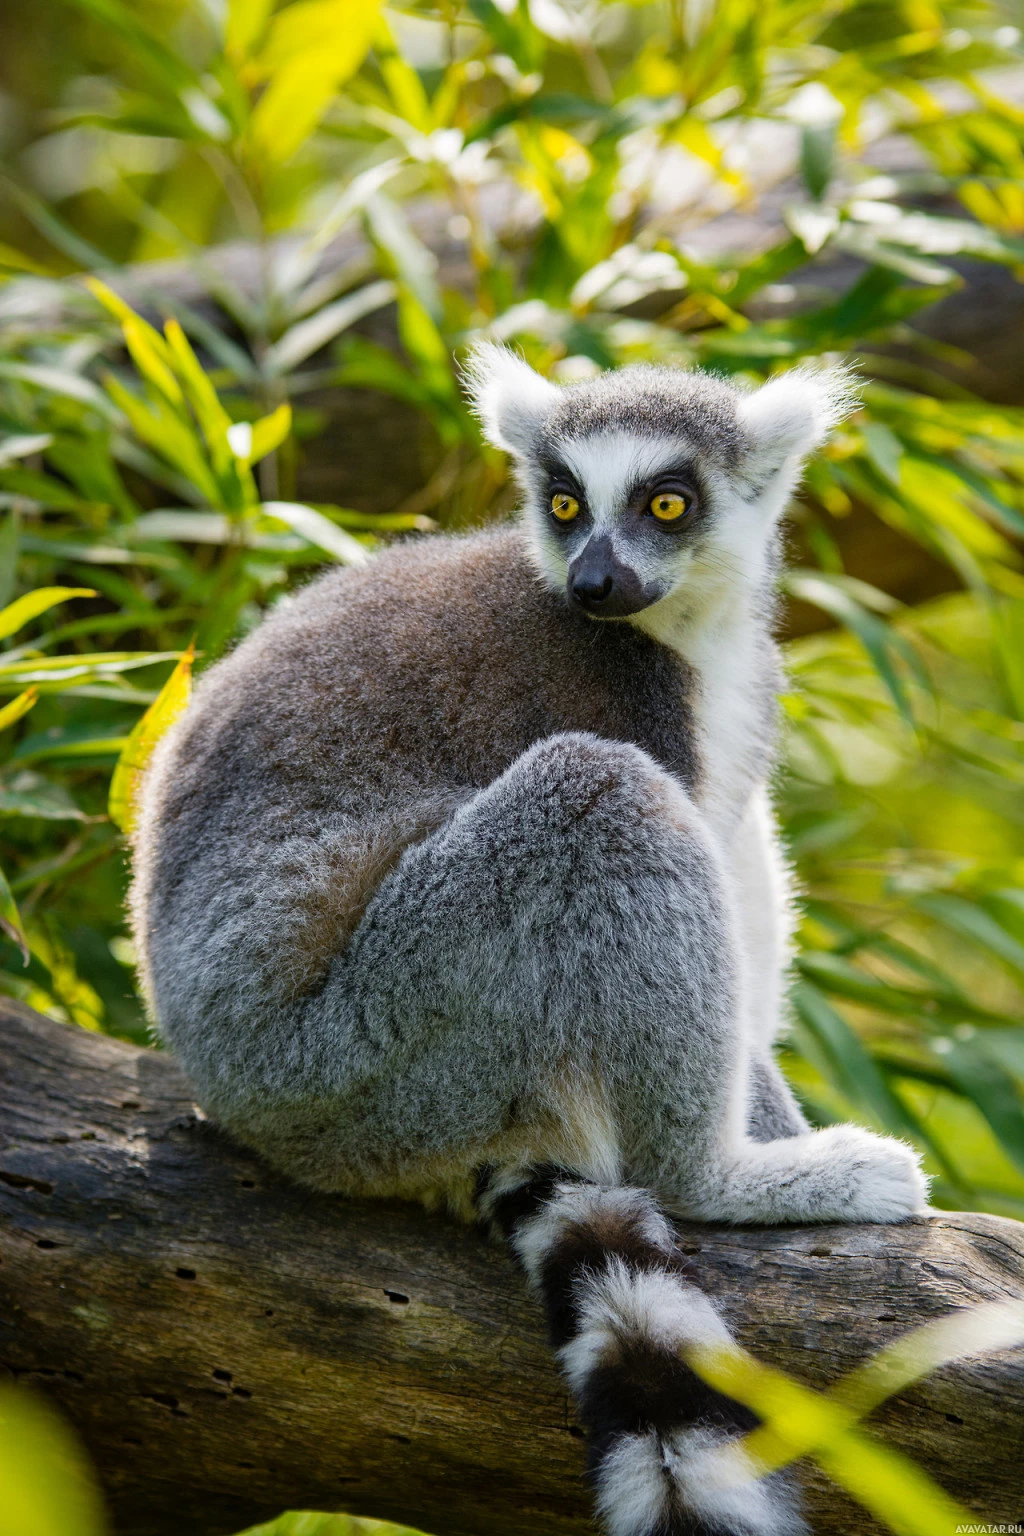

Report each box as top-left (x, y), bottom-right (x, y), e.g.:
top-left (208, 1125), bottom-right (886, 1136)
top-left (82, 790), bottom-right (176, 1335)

top-left (0, 1382), bottom-right (108, 1536)
top-left (0, 0), bottom-right (1022, 1354)
top-left (686, 1297), bottom-right (1024, 1536)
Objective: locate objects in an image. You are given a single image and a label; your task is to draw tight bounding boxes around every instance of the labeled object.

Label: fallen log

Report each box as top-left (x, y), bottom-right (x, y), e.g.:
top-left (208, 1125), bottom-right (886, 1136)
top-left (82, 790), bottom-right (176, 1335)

top-left (1, 997), bottom-right (1023, 1536)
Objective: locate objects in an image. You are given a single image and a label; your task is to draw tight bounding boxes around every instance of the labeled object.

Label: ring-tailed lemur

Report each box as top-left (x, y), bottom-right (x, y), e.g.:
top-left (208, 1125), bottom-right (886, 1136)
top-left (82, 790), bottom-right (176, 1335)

top-left (131, 347), bottom-right (928, 1536)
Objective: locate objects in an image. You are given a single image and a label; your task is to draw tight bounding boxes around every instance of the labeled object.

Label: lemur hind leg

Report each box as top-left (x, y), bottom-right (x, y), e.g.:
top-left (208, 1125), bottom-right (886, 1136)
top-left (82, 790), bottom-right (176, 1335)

top-left (746, 1054), bottom-right (807, 1142)
top-left (340, 729), bottom-right (926, 1223)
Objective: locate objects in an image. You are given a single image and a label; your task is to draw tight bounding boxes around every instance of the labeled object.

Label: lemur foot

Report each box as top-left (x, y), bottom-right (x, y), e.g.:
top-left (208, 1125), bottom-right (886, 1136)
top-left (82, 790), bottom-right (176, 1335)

top-left (683, 1125), bottom-right (930, 1226)
top-left (817, 1125), bottom-right (931, 1223)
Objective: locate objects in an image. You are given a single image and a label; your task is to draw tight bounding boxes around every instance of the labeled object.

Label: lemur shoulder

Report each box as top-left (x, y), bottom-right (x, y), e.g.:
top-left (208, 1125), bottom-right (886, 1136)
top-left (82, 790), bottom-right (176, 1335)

top-left (132, 349), bottom-right (928, 1536)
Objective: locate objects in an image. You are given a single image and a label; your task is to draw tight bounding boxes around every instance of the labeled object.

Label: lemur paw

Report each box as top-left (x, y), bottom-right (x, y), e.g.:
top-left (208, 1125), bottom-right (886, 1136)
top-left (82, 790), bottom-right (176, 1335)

top-left (819, 1125), bottom-right (930, 1223)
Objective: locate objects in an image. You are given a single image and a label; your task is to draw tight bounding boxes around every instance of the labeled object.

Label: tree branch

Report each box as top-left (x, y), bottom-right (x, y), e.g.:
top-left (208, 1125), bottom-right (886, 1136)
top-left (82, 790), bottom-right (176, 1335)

top-left (1, 998), bottom-right (1022, 1536)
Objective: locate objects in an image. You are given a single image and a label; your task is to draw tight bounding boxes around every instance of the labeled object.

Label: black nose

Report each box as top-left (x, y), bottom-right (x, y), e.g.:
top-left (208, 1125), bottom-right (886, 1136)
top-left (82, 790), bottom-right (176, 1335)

top-left (571, 572), bottom-right (613, 605)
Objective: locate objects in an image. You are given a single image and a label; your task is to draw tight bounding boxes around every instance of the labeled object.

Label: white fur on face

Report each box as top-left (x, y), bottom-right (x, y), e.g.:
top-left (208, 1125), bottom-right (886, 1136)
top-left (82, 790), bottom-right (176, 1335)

top-left (525, 430), bottom-right (706, 598)
top-left (523, 425), bottom-right (786, 619)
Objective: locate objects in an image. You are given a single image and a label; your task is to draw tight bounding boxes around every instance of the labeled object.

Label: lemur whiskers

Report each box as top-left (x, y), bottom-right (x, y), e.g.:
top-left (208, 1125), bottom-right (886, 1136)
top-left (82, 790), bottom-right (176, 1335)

top-left (133, 348), bottom-right (927, 1536)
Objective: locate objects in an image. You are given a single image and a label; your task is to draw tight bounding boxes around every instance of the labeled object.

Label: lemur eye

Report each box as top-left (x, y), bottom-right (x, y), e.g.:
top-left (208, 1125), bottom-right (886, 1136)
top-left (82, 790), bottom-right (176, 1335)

top-left (649, 492), bottom-right (691, 522)
top-left (551, 492), bottom-right (580, 522)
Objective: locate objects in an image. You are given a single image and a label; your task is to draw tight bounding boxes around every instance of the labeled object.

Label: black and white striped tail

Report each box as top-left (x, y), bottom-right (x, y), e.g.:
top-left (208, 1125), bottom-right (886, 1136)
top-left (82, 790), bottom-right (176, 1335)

top-left (476, 1166), bottom-right (805, 1536)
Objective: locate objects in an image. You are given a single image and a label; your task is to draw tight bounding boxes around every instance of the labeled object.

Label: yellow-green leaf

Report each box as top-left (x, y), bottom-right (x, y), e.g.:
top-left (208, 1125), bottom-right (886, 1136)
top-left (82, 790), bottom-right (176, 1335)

top-left (108, 642), bottom-right (194, 835)
top-left (0, 687), bottom-right (39, 732)
top-left (250, 0), bottom-right (382, 161)
top-left (0, 1382), bottom-right (107, 1535)
top-left (226, 0), bottom-right (273, 57)
top-left (121, 316), bottom-right (184, 408)
top-left (373, 10), bottom-right (432, 132)
top-left (162, 320), bottom-right (233, 461)
top-left (0, 860), bottom-right (29, 966)
top-left (0, 588), bottom-right (96, 643)
top-left (248, 403), bottom-right (292, 464)
top-left (85, 278), bottom-right (175, 377)
top-left (687, 1341), bottom-right (975, 1536)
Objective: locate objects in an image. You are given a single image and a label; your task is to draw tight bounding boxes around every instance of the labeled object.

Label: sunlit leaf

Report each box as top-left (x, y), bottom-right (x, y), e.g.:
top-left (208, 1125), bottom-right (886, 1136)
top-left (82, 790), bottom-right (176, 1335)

top-left (0, 588), bottom-right (97, 644)
top-left (250, 0), bottom-right (383, 161)
top-left (108, 643), bottom-right (194, 835)
top-left (0, 688), bottom-right (40, 733)
top-left (226, 0), bottom-right (273, 56)
top-left (245, 404), bottom-right (292, 465)
top-left (260, 502), bottom-right (372, 565)
top-left (936, 1038), bottom-right (1024, 1174)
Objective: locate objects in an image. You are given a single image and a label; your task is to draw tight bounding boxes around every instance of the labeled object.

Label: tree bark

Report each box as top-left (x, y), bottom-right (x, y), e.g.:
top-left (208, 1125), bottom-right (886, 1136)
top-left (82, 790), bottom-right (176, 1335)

top-left (1, 997), bottom-right (1023, 1536)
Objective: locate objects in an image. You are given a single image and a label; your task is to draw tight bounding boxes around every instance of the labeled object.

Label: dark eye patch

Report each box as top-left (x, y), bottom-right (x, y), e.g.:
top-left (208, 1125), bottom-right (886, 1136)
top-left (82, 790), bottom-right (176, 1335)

top-left (541, 456), bottom-right (589, 528)
top-left (624, 459), bottom-right (706, 526)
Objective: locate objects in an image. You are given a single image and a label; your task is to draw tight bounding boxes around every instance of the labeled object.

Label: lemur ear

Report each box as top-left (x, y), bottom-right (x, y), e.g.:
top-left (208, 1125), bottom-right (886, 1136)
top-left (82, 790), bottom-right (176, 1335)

top-left (463, 342), bottom-right (560, 455)
top-left (737, 364), bottom-right (857, 475)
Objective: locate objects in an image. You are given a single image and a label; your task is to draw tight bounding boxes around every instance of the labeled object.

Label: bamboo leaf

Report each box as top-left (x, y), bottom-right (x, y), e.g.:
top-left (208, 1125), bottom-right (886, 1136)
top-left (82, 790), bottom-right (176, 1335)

top-left (791, 981), bottom-right (922, 1139)
top-left (260, 502), bottom-right (372, 565)
top-left (0, 589), bottom-right (97, 644)
top-left (108, 643), bottom-right (194, 835)
top-left (0, 688), bottom-right (40, 733)
top-left (262, 281), bottom-right (396, 374)
top-left (250, 0), bottom-right (382, 161)
top-left (937, 1039), bottom-right (1024, 1174)
top-left (226, 0), bottom-right (274, 58)
top-left (0, 862), bottom-right (29, 966)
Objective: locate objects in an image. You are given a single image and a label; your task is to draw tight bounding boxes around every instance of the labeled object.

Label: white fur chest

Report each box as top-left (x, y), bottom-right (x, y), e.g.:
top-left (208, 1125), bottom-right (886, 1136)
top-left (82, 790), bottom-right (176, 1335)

top-left (689, 617), bottom-right (772, 834)
top-left (640, 601), bottom-right (776, 845)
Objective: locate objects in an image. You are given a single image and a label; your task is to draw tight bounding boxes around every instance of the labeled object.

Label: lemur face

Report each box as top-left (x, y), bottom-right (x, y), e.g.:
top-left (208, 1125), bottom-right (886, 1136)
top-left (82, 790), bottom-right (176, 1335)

top-left (532, 429), bottom-right (716, 618)
top-left (466, 347), bottom-right (854, 624)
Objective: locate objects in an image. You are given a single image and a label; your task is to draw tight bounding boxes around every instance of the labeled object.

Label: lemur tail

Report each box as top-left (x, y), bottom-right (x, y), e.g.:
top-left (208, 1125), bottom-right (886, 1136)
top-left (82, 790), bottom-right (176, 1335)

top-left (475, 1166), bottom-right (806, 1536)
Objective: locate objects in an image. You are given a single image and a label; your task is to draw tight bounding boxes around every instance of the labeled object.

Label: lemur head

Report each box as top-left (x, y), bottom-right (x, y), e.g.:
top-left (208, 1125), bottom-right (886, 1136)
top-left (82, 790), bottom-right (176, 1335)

top-left (466, 345), bottom-right (854, 625)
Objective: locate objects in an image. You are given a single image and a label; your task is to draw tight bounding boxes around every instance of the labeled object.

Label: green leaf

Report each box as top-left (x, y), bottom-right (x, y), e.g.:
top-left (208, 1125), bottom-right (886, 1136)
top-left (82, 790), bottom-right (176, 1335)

top-left (0, 772), bottom-right (87, 821)
top-left (226, 0), bottom-right (274, 56)
top-left (938, 1038), bottom-right (1024, 1175)
top-left (917, 893), bottom-right (1024, 983)
top-left (861, 421), bottom-right (903, 486)
top-left (0, 863), bottom-right (29, 966)
top-left (0, 688), bottom-right (39, 733)
top-left (0, 364), bottom-right (118, 419)
top-left (783, 571), bottom-right (922, 723)
top-left (0, 435), bottom-right (54, 468)
top-left (791, 981), bottom-right (922, 1140)
top-left (800, 122), bottom-right (836, 202)
top-left (0, 512), bottom-right (16, 609)
top-left (244, 404), bottom-right (292, 466)
top-left (372, 9), bottom-right (432, 132)
top-left (60, 0), bottom-right (198, 93)
top-left (10, 726), bottom-right (128, 764)
top-left (363, 195), bottom-right (442, 323)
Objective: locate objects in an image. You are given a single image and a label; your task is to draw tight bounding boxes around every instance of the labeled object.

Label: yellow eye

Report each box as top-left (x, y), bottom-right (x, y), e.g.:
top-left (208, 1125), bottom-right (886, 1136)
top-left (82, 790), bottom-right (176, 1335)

top-left (551, 492), bottom-right (580, 522)
top-left (650, 492), bottom-right (690, 522)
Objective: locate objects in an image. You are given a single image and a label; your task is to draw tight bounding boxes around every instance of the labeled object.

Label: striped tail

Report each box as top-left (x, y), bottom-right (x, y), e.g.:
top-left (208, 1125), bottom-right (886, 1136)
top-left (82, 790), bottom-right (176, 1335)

top-left (476, 1166), bottom-right (805, 1536)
